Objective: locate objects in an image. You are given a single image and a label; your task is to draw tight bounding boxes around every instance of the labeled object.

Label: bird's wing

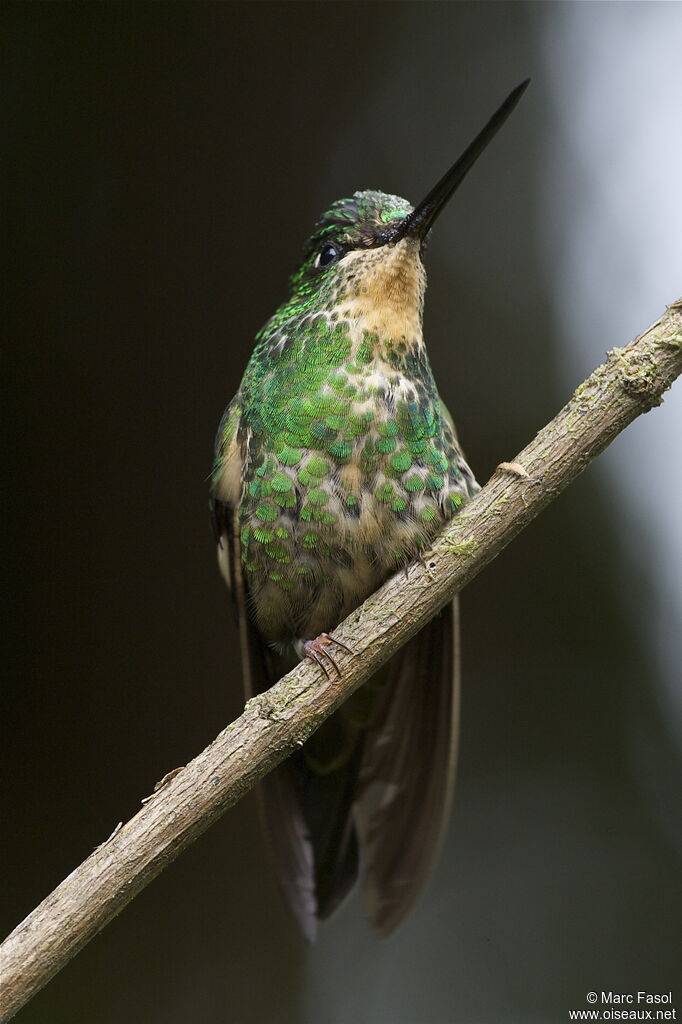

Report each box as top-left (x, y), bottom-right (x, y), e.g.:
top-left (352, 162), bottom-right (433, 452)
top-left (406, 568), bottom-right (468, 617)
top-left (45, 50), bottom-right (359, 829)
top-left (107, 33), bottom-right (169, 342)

top-left (354, 598), bottom-right (460, 937)
top-left (211, 493), bottom-right (321, 939)
top-left (211, 403), bottom-right (321, 940)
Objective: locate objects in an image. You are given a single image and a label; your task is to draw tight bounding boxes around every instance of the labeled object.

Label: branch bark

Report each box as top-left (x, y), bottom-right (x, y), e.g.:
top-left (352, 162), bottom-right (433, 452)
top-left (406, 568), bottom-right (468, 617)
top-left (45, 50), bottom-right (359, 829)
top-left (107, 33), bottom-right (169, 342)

top-left (2, 301), bottom-right (681, 1022)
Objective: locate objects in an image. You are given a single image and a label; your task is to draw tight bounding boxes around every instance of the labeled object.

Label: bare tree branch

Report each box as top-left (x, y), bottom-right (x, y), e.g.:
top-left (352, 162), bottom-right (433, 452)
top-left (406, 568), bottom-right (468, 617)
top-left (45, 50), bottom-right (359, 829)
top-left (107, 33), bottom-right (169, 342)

top-left (1, 301), bottom-right (681, 1023)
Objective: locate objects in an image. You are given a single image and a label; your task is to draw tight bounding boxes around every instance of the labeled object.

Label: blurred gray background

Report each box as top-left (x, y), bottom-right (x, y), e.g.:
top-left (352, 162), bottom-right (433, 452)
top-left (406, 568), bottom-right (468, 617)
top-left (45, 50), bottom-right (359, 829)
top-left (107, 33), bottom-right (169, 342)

top-left (2, 3), bottom-right (681, 1023)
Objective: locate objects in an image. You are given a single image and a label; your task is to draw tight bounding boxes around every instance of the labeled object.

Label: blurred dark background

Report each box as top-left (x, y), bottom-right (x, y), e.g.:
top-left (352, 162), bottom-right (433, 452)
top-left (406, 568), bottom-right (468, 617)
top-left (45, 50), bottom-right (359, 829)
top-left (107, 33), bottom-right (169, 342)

top-left (2, 4), bottom-right (680, 1023)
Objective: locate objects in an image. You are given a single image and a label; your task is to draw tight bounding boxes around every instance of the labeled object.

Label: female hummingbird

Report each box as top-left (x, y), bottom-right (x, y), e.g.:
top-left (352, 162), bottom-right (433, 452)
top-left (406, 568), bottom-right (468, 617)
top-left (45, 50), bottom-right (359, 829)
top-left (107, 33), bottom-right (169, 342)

top-left (210, 82), bottom-right (528, 939)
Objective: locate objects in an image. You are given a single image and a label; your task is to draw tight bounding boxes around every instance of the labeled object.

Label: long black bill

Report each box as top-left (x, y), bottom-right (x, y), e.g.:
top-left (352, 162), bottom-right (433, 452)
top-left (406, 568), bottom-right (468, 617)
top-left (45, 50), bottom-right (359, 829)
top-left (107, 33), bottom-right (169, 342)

top-left (388, 79), bottom-right (530, 246)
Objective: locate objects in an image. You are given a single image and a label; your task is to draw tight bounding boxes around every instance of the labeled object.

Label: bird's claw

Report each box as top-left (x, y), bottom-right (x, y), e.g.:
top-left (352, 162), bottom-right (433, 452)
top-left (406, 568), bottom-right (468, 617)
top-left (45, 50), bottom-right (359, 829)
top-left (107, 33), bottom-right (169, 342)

top-left (303, 632), bottom-right (352, 679)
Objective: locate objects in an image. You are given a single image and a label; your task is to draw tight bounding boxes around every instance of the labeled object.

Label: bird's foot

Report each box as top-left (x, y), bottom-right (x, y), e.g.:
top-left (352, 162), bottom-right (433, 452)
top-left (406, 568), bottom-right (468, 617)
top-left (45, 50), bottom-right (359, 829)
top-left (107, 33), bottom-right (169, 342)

top-left (303, 632), bottom-right (353, 679)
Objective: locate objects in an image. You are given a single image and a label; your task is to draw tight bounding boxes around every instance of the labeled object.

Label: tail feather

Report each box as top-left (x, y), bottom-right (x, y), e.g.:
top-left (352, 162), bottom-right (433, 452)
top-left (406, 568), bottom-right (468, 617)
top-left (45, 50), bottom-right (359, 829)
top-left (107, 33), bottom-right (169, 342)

top-left (356, 600), bottom-right (459, 936)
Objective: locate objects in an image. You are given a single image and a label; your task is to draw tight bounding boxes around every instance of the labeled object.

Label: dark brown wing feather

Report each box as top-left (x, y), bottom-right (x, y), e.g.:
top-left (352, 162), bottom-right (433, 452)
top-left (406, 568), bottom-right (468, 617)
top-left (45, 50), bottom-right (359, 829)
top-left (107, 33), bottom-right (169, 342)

top-left (355, 599), bottom-right (460, 937)
top-left (211, 498), bottom-right (320, 938)
top-left (252, 682), bottom-right (365, 939)
top-left (255, 762), bottom-right (319, 940)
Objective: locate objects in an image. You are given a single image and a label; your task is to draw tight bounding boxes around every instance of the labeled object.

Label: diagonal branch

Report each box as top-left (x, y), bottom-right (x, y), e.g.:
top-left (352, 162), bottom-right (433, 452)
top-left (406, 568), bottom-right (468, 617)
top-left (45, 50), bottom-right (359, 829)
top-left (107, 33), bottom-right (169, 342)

top-left (1, 300), bottom-right (681, 1022)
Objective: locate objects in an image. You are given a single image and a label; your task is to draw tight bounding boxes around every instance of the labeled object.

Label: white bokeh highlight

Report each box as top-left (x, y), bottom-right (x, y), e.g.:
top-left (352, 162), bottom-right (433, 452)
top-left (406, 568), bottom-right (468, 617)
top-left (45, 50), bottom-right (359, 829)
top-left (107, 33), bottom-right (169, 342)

top-left (542, 4), bottom-right (682, 746)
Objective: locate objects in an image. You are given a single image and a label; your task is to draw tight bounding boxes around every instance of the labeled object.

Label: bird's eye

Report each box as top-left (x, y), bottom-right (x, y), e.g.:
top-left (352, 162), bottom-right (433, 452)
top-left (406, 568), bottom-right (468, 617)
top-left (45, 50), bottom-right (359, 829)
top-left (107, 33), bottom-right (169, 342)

top-left (316, 243), bottom-right (341, 268)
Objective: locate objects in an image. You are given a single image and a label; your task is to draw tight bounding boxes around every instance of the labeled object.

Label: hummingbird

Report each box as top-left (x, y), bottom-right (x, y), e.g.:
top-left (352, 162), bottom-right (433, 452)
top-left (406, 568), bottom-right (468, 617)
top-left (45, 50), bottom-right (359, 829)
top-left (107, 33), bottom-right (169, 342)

top-left (210, 81), bottom-right (528, 939)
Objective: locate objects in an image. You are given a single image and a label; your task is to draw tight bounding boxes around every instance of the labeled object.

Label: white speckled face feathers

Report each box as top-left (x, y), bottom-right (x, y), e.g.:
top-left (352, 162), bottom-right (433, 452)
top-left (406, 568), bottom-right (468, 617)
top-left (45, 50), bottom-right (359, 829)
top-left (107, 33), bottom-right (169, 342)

top-left (334, 238), bottom-right (426, 350)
